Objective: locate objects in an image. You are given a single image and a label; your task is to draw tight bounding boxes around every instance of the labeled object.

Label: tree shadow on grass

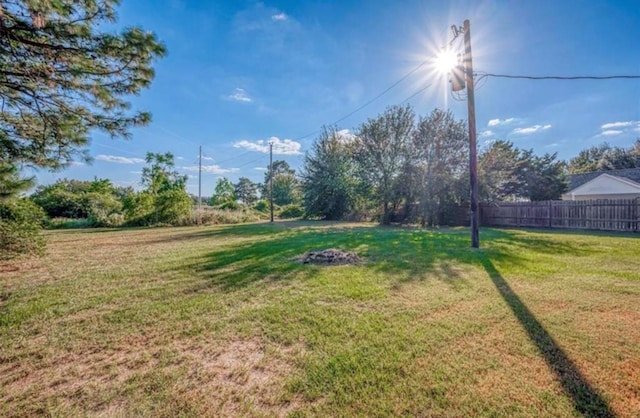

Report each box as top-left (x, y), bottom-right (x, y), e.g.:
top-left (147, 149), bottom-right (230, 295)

top-left (181, 225), bottom-right (378, 292)
top-left (179, 224), bottom-right (589, 294)
top-left (480, 256), bottom-right (615, 417)
top-left (178, 222), bottom-right (615, 415)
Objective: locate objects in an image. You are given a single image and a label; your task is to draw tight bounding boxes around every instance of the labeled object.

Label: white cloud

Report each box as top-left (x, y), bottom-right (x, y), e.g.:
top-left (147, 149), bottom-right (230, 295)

top-left (182, 165), bottom-right (238, 174)
top-left (336, 129), bottom-right (356, 143)
top-left (254, 167), bottom-right (267, 171)
top-left (511, 124), bottom-right (552, 135)
top-left (233, 137), bottom-right (302, 155)
top-left (597, 120), bottom-right (640, 137)
top-left (69, 161), bottom-right (85, 167)
top-left (271, 12), bottom-right (288, 21)
top-left (96, 154), bottom-right (145, 164)
top-left (226, 88), bottom-right (253, 103)
top-left (488, 117), bottom-right (516, 127)
top-left (601, 121), bottom-right (636, 130)
top-left (202, 156), bottom-right (215, 161)
top-left (479, 130), bottom-right (493, 137)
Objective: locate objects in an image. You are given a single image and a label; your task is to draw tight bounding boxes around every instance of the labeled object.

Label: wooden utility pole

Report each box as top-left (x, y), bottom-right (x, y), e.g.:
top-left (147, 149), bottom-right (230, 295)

top-left (463, 19), bottom-right (480, 248)
top-left (269, 142), bottom-right (274, 223)
top-left (198, 146), bottom-right (202, 210)
top-left (198, 145), bottom-right (202, 224)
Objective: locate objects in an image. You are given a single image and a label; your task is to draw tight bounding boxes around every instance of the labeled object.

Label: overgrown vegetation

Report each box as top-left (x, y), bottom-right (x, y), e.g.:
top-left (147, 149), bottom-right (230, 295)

top-left (0, 198), bottom-right (46, 259)
top-left (1, 223), bottom-right (638, 416)
top-left (0, 163), bottom-right (44, 259)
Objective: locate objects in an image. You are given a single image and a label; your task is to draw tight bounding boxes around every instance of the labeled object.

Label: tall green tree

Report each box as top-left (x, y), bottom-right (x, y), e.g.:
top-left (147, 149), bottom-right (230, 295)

top-left (568, 140), bottom-right (640, 174)
top-left (411, 109), bottom-right (468, 226)
top-left (142, 152), bottom-right (186, 194)
top-left (211, 177), bottom-right (236, 206)
top-left (264, 160), bottom-right (300, 206)
top-left (479, 140), bottom-right (527, 202)
top-left (353, 105), bottom-right (414, 224)
top-left (567, 143), bottom-right (612, 174)
top-left (479, 141), bottom-right (567, 201)
top-left (0, 0), bottom-right (165, 171)
top-left (234, 177), bottom-right (258, 205)
top-left (522, 151), bottom-right (567, 201)
top-left (129, 152), bottom-right (190, 225)
top-left (302, 126), bottom-right (358, 220)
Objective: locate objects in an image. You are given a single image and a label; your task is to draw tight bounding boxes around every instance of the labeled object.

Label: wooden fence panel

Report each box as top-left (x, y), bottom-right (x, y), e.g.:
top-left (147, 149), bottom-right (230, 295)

top-left (481, 199), bottom-right (640, 232)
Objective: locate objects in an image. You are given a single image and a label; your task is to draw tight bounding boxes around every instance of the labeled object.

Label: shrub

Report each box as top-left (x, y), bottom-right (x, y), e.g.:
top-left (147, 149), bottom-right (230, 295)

top-left (31, 188), bottom-right (86, 218)
top-left (279, 204), bottom-right (304, 219)
top-left (123, 192), bottom-right (155, 226)
top-left (84, 192), bottom-right (124, 227)
top-left (0, 199), bottom-right (46, 260)
top-left (191, 208), bottom-right (261, 225)
top-left (155, 189), bottom-right (192, 225)
top-left (46, 217), bottom-right (93, 229)
top-left (216, 200), bottom-right (241, 211)
top-left (253, 200), bottom-right (269, 212)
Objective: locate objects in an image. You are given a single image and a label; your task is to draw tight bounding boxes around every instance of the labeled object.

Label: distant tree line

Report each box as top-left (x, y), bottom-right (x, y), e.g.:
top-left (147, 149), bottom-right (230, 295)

top-left (567, 140), bottom-right (640, 174)
top-left (4, 104), bottom-right (640, 260)
top-left (300, 105), bottom-right (569, 225)
top-left (28, 152), bottom-right (192, 228)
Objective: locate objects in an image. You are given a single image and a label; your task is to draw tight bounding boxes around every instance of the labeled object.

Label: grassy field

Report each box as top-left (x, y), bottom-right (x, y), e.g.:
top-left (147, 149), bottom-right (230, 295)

top-left (1, 222), bottom-right (639, 417)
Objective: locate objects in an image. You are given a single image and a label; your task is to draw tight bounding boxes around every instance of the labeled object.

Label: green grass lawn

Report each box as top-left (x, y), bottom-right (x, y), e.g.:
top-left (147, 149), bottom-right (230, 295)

top-left (1, 222), bottom-right (639, 417)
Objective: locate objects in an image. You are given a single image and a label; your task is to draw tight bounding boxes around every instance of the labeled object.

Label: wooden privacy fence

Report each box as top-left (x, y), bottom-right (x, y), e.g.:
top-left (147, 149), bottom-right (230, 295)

top-left (481, 199), bottom-right (640, 232)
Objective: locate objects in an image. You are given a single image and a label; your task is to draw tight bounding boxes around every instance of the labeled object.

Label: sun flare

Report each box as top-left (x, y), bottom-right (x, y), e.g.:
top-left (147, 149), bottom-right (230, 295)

top-left (434, 49), bottom-right (458, 74)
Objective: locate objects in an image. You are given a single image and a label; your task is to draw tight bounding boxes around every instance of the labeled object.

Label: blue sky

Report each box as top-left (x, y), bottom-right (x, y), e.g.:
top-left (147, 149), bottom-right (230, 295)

top-left (33, 0), bottom-right (640, 196)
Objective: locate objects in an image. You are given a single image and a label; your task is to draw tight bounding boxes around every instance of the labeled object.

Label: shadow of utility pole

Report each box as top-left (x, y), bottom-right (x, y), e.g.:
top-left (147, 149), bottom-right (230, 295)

top-left (480, 257), bottom-right (615, 417)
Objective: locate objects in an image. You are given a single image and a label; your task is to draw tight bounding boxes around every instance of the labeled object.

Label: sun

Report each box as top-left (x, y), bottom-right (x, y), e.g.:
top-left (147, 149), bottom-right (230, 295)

top-left (434, 49), bottom-right (458, 74)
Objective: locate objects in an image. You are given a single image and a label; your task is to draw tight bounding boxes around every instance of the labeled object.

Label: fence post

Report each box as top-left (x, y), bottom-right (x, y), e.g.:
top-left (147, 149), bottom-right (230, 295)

top-left (548, 200), bottom-right (552, 228)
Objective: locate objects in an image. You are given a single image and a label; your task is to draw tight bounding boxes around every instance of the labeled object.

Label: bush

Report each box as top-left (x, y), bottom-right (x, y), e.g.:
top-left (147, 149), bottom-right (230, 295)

top-left (84, 192), bottom-right (124, 227)
top-left (0, 199), bottom-right (46, 260)
top-left (31, 188), bottom-right (86, 218)
top-left (123, 191), bottom-right (155, 226)
top-left (279, 204), bottom-right (304, 219)
top-left (216, 200), bottom-right (240, 211)
top-left (155, 189), bottom-right (192, 225)
top-left (253, 200), bottom-right (270, 212)
top-left (191, 208), bottom-right (262, 225)
top-left (46, 217), bottom-right (94, 229)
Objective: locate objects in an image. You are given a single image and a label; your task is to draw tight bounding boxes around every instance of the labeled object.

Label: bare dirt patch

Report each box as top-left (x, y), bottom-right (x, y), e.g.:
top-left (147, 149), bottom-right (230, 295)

top-left (171, 337), bottom-right (306, 416)
top-left (1, 334), bottom-right (306, 417)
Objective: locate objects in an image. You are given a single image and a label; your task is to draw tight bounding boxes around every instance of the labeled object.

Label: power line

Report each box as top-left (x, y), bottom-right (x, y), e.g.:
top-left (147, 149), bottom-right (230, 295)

top-left (294, 59), bottom-right (431, 142)
top-left (399, 82), bottom-right (434, 105)
top-left (476, 72), bottom-right (640, 81)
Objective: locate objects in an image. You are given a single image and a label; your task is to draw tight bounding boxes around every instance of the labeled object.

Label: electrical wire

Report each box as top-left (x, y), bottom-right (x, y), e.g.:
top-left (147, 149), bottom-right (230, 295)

top-left (399, 82), bottom-right (434, 105)
top-left (475, 72), bottom-right (640, 81)
top-left (293, 58), bottom-right (431, 142)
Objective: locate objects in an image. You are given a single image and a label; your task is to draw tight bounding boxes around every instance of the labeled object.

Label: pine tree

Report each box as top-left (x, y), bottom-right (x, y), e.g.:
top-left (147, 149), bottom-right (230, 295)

top-left (0, 1), bottom-right (165, 170)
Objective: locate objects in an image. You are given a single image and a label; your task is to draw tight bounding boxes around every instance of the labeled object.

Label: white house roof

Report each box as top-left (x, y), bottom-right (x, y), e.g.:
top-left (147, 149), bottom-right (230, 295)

top-left (564, 173), bottom-right (640, 197)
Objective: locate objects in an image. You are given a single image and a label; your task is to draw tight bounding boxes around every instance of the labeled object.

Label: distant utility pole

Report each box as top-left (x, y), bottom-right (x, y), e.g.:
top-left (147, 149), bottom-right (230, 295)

top-left (269, 142), bottom-right (274, 223)
top-left (198, 145), bottom-right (202, 224)
top-left (450, 19), bottom-right (480, 248)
